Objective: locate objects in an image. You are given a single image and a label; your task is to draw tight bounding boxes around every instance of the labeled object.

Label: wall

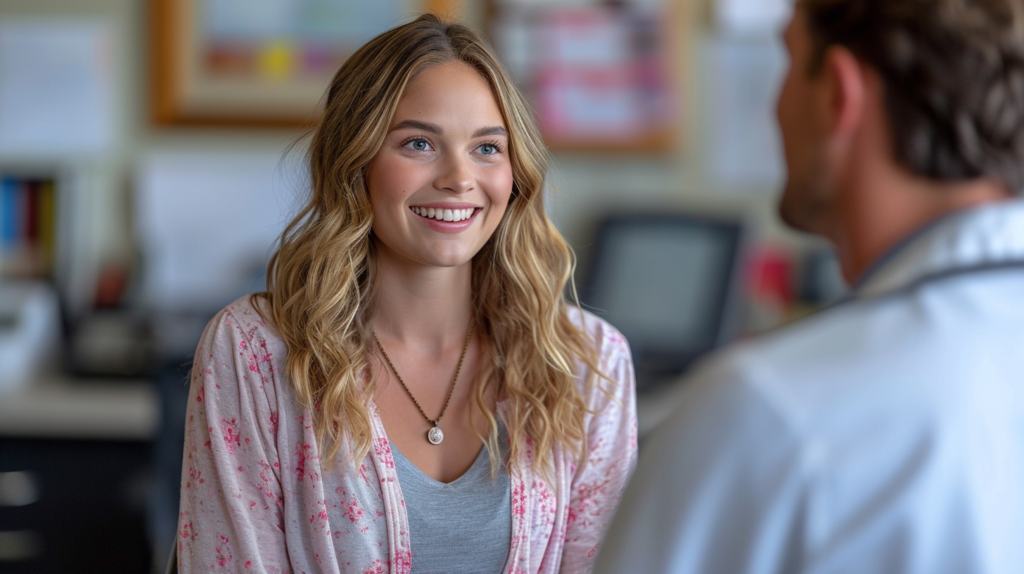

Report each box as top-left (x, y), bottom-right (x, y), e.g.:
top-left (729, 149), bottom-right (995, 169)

top-left (0, 0), bottom-right (811, 308)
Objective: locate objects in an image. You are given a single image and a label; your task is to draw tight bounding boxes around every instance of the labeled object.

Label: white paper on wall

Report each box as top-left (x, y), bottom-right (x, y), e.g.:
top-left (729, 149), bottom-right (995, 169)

top-left (0, 19), bottom-right (116, 157)
top-left (704, 37), bottom-right (788, 190)
top-left (715, 0), bottom-right (791, 37)
top-left (136, 151), bottom-right (307, 312)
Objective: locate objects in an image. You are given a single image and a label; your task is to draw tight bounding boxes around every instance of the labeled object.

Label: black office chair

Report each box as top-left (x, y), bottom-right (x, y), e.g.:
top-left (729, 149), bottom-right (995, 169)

top-left (149, 355), bottom-right (192, 574)
top-left (164, 544), bottom-right (177, 574)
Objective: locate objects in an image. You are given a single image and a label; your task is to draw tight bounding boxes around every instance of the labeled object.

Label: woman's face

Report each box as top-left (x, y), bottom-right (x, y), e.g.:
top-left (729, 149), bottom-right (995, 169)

top-left (366, 61), bottom-right (514, 271)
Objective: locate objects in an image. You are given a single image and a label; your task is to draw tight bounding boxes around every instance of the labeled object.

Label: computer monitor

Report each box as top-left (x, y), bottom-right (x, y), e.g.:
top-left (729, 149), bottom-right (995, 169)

top-left (580, 212), bottom-right (745, 390)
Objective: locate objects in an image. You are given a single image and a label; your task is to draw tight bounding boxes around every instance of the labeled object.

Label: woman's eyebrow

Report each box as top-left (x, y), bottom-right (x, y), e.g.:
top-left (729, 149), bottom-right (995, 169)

top-left (391, 119), bottom-right (441, 133)
top-left (473, 126), bottom-right (508, 138)
top-left (389, 120), bottom-right (507, 139)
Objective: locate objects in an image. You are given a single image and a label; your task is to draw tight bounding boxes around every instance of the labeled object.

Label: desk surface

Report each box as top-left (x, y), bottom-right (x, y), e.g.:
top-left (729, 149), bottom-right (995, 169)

top-left (0, 375), bottom-right (158, 441)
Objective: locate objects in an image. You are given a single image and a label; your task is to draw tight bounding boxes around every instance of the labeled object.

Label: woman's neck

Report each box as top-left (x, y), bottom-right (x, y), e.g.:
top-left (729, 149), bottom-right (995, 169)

top-left (370, 251), bottom-right (475, 354)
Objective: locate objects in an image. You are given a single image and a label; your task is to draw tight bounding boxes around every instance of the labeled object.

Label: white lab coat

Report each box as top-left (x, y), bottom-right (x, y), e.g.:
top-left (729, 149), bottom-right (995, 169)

top-left (596, 201), bottom-right (1024, 574)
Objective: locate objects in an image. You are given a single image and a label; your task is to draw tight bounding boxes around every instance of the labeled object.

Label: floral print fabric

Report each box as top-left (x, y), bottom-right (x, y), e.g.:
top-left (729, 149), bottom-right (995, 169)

top-left (177, 297), bottom-right (637, 573)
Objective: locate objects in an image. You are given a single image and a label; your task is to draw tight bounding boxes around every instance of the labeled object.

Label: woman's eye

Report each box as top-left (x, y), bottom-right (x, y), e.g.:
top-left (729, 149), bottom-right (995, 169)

top-left (478, 143), bottom-right (499, 155)
top-left (405, 138), bottom-right (432, 152)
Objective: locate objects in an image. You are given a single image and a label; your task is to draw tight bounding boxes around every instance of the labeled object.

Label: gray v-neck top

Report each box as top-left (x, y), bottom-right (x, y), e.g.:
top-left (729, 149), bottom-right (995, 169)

top-left (391, 435), bottom-right (511, 574)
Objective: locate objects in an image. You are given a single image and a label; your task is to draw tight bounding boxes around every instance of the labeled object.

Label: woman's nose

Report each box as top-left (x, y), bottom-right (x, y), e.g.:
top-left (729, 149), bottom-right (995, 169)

top-left (433, 154), bottom-right (474, 194)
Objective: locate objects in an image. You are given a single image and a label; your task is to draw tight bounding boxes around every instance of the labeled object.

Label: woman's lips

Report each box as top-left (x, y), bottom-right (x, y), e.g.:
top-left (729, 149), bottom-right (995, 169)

top-left (409, 206), bottom-right (481, 233)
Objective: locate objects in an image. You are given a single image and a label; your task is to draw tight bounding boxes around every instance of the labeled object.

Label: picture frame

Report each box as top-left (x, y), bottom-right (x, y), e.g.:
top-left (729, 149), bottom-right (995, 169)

top-left (486, 0), bottom-right (688, 153)
top-left (150, 0), bottom-right (458, 127)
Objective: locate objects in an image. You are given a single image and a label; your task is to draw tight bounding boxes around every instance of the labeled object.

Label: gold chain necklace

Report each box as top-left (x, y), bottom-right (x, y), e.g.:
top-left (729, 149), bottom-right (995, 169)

top-left (372, 317), bottom-right (475, 445)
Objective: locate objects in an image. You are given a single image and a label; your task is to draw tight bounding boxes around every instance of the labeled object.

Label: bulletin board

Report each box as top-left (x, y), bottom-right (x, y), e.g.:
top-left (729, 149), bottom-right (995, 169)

top-left (150, 0), bottom-right (460, 127)
top-left (486, 0), bottom-right (686, 153)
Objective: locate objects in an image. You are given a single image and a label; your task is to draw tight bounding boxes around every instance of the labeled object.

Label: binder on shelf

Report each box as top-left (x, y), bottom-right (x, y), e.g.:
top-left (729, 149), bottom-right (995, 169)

top-left (0, 175), bottom-right (58, 280)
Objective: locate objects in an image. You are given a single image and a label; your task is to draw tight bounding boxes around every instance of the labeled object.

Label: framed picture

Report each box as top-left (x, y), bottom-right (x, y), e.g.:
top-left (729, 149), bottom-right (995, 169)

top-left (487, 0), bottom-right (686, 152)
top-left (150, 0), bottom-right (457, 127)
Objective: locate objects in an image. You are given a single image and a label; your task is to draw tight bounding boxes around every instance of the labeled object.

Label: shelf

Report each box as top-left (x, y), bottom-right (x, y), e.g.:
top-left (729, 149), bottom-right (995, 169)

top-left (0, 375), bottom-right (158, 441)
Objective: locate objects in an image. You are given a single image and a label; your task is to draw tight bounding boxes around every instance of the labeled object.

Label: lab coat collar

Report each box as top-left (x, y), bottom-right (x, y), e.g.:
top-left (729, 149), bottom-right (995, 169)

top-left (854, 199), bottom-right (1024, 299)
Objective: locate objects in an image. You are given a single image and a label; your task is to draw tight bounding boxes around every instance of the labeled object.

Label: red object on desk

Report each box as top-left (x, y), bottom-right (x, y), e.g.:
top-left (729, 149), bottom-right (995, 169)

top-left (747, 246), bottom-right (795, 306)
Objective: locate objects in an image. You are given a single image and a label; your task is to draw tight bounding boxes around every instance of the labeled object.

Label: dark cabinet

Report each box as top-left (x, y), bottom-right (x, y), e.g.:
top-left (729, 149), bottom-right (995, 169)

top-left (0, 437), bottom-right (153, 573)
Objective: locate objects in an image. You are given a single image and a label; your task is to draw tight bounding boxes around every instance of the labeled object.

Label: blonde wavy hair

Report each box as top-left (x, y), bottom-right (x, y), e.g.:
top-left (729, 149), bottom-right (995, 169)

top-left (254, 13), bottom-right (603, 475)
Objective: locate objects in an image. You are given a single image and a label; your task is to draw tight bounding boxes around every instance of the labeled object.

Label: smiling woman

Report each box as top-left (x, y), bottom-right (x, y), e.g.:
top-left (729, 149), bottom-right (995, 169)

top-left (366, 62), bottom-right (514, 269)
top-left (175, 13), bottom-right (637, 574)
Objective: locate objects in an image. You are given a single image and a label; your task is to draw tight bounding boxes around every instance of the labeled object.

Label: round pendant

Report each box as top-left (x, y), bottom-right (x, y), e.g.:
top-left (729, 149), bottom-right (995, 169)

top-left (427, 426), bottom-right (444, 445)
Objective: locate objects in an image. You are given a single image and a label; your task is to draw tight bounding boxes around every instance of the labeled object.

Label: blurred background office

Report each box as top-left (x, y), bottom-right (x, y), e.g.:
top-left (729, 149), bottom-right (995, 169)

top-left (0, 0), bottom-right (844, 571)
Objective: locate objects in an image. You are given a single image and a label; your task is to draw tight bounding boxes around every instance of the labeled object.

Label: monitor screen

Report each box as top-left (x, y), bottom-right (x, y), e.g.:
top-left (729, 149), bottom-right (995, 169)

top-left (582, 214), bottom-right (743, 386)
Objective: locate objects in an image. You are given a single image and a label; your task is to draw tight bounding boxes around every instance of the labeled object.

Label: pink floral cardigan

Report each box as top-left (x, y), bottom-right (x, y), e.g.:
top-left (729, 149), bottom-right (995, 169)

top-left (177, 297), bottom-right (637, 573)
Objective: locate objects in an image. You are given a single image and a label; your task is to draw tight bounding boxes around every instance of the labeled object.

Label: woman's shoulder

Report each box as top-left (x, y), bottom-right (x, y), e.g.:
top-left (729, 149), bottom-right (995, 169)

top-left (192, 294), bottom-right (293, 411)
top-left (202, 294), bottom-right (283, 344)
top-left (564, 304), bottom-right (636, 437)
top-left (564, 304), bottom-right (634, 402)
top-left (565, 303), bottom-right (631, 363)
top-left (196, 294), bottom-right (288, 373)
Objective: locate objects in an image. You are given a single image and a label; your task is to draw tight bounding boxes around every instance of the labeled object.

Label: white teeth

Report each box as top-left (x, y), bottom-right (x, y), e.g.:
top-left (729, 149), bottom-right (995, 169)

top-left (411, 207), bottom-right (475, 222)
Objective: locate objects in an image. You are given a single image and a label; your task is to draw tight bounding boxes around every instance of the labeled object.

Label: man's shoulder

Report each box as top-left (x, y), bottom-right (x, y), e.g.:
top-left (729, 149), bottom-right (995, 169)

top-left (681, 282), bottom-right (1012, 443)
top-left (646, 298), bottom-right (929, 489)
top-left (699, 302), bottom-right (869, 382)
top-left (680, 299), bottom-right (917, 432)
top-left (718, 289), bottom-right (941, 373)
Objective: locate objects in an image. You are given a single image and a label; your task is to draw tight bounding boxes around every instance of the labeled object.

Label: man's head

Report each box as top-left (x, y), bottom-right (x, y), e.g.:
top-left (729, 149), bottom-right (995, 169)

top-left (777, 0), bottom-right (1024, 241)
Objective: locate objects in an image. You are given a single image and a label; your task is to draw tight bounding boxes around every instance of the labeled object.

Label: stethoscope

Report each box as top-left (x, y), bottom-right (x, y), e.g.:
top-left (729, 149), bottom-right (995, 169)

top-left (817, 259), bottom-right (1024, 318)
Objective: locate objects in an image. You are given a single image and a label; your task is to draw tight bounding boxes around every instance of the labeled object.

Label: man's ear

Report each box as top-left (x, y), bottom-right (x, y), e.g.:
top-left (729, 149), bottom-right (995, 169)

top-left (822, 45), bottom-right (867, 138)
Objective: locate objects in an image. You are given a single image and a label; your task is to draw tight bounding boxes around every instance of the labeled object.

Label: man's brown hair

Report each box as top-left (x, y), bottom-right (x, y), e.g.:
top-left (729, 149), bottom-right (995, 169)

top-left (802, 0), bottom-right (1024, 193)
